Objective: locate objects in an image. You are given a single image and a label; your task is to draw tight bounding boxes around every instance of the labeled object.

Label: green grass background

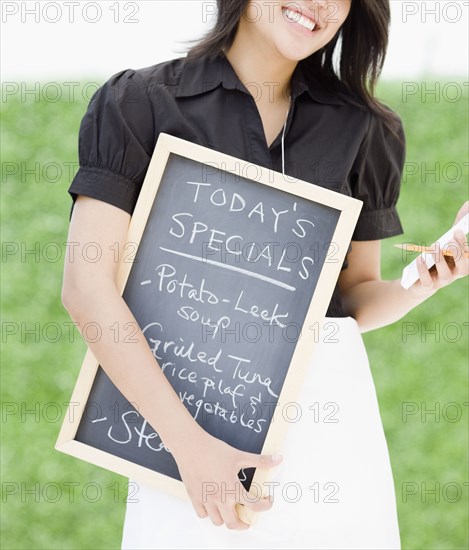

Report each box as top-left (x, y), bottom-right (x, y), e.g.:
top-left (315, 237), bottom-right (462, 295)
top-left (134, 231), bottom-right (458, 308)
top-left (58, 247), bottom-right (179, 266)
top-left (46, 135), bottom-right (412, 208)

top-left (1, 79), bottom-right (468, 549)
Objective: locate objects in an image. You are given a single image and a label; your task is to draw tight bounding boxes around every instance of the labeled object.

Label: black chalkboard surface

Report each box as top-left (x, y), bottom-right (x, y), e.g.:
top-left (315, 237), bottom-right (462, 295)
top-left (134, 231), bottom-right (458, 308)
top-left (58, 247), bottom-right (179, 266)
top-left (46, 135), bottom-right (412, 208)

top-left (56, 133), bottom-right (362, 522)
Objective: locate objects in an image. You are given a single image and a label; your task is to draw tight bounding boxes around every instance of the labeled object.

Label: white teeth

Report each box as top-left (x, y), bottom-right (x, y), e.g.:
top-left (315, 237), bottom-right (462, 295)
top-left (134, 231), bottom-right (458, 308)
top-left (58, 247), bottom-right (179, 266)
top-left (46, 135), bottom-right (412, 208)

top-left (283, 7), bottom-right (316, 31)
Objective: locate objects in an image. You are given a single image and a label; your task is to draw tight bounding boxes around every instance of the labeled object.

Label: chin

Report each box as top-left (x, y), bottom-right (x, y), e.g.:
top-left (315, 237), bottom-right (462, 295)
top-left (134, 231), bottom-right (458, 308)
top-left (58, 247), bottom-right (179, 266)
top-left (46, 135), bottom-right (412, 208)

top-left (275, 41), bottom-right (323, 62)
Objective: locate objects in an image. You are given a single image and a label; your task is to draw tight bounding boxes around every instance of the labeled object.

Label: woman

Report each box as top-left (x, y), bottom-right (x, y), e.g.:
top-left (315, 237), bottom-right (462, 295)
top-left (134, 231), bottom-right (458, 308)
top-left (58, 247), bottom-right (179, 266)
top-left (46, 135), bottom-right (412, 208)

top-left (62, 1), bottom-right (468, 548)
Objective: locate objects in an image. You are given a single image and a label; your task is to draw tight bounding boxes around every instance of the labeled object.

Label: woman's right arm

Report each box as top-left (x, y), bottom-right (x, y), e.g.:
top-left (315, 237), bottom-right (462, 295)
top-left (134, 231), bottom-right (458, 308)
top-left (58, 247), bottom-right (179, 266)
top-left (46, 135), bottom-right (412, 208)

top-left (61, 195), bottom-right (282, 530)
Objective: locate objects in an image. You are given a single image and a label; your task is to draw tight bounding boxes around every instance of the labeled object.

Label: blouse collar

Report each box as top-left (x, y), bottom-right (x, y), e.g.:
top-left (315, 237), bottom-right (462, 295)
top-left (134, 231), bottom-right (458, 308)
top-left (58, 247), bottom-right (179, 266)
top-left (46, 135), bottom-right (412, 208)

top-left (175, 50), bottom-right (345, 105)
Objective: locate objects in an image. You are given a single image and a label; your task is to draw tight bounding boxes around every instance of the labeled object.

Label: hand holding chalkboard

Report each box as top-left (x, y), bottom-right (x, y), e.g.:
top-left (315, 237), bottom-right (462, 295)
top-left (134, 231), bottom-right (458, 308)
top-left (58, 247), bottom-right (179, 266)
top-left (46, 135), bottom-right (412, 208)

top-left (175, 430), bottom-right (283, 527)
top-left (56, 133), bottom-right (362, 525)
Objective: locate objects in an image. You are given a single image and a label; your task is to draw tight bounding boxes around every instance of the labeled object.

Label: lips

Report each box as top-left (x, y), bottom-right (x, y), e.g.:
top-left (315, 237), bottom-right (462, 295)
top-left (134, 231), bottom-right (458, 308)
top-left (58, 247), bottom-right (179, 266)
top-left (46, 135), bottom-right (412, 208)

top-left (282, 6), bottom-right (321, 32)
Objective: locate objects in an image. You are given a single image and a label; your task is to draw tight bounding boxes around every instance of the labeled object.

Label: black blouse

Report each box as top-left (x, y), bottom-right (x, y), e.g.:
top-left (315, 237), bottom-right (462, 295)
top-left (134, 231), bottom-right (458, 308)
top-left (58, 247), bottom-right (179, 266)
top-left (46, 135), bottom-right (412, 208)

top-left (68, 51), bottom-right (406, 318)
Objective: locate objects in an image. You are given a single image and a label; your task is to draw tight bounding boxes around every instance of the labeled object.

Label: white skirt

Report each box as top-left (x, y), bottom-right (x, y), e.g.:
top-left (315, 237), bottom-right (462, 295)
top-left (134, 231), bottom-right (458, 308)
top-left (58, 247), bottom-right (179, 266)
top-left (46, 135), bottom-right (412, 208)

top-left (121, 317), bottom-right (401, 549)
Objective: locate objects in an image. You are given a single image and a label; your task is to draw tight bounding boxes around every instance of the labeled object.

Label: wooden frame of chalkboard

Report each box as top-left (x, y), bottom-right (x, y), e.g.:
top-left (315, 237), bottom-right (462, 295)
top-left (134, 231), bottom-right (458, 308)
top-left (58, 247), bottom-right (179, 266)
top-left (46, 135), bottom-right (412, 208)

top-left (56, 133), bottom-right (362, 524)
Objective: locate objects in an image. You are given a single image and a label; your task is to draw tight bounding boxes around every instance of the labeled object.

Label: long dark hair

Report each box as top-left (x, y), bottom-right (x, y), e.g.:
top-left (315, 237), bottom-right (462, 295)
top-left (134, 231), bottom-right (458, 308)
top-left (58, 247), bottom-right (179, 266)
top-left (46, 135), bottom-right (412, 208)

top-left (184, 0), bottom-right (400, 135)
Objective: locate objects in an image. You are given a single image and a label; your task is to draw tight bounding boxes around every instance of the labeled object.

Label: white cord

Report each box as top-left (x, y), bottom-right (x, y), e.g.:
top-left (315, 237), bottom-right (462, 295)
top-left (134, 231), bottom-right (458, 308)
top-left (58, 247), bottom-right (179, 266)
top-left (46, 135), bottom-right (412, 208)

top-left (281, 95), bottom-right (292, 177)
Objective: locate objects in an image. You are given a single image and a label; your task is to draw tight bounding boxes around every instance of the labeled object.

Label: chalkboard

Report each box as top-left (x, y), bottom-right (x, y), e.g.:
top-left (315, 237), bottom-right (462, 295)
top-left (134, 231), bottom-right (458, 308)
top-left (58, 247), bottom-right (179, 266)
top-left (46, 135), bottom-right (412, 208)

top-left (56, 133), bottom-right (362, 523)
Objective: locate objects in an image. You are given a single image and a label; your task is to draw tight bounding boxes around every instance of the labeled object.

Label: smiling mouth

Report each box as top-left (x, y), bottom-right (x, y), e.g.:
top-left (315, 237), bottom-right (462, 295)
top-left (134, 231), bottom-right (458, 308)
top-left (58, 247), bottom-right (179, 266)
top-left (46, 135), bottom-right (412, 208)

top-left (282, 6), bottom-right (319, 32)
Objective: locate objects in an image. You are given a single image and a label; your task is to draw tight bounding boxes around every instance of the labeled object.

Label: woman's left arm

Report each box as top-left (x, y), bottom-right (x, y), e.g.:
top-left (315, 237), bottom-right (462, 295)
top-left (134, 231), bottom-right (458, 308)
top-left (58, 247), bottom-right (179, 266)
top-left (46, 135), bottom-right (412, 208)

top-left (339, 201), bottom-right (469, 333)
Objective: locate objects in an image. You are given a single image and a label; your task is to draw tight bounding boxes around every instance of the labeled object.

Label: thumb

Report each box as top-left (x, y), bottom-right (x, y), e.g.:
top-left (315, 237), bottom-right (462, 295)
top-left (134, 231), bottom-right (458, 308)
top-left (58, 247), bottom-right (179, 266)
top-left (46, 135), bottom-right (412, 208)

top-left (238, 451), bottom-right (283, 469)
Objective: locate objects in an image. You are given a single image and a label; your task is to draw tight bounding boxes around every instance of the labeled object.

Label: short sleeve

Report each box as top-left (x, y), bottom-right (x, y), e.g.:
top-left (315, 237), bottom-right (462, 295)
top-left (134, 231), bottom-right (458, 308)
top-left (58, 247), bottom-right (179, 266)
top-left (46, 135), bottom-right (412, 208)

top-left (348, 110), bottom-right (406, 240)
top-left (68, 69), bottom-right (154, 218)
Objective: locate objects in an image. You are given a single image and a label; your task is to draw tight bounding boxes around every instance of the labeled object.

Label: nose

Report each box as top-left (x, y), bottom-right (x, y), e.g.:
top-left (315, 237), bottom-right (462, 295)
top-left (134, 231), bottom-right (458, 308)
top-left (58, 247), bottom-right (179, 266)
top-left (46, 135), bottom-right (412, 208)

top-left (307, 0), bottom-right (328, 9)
